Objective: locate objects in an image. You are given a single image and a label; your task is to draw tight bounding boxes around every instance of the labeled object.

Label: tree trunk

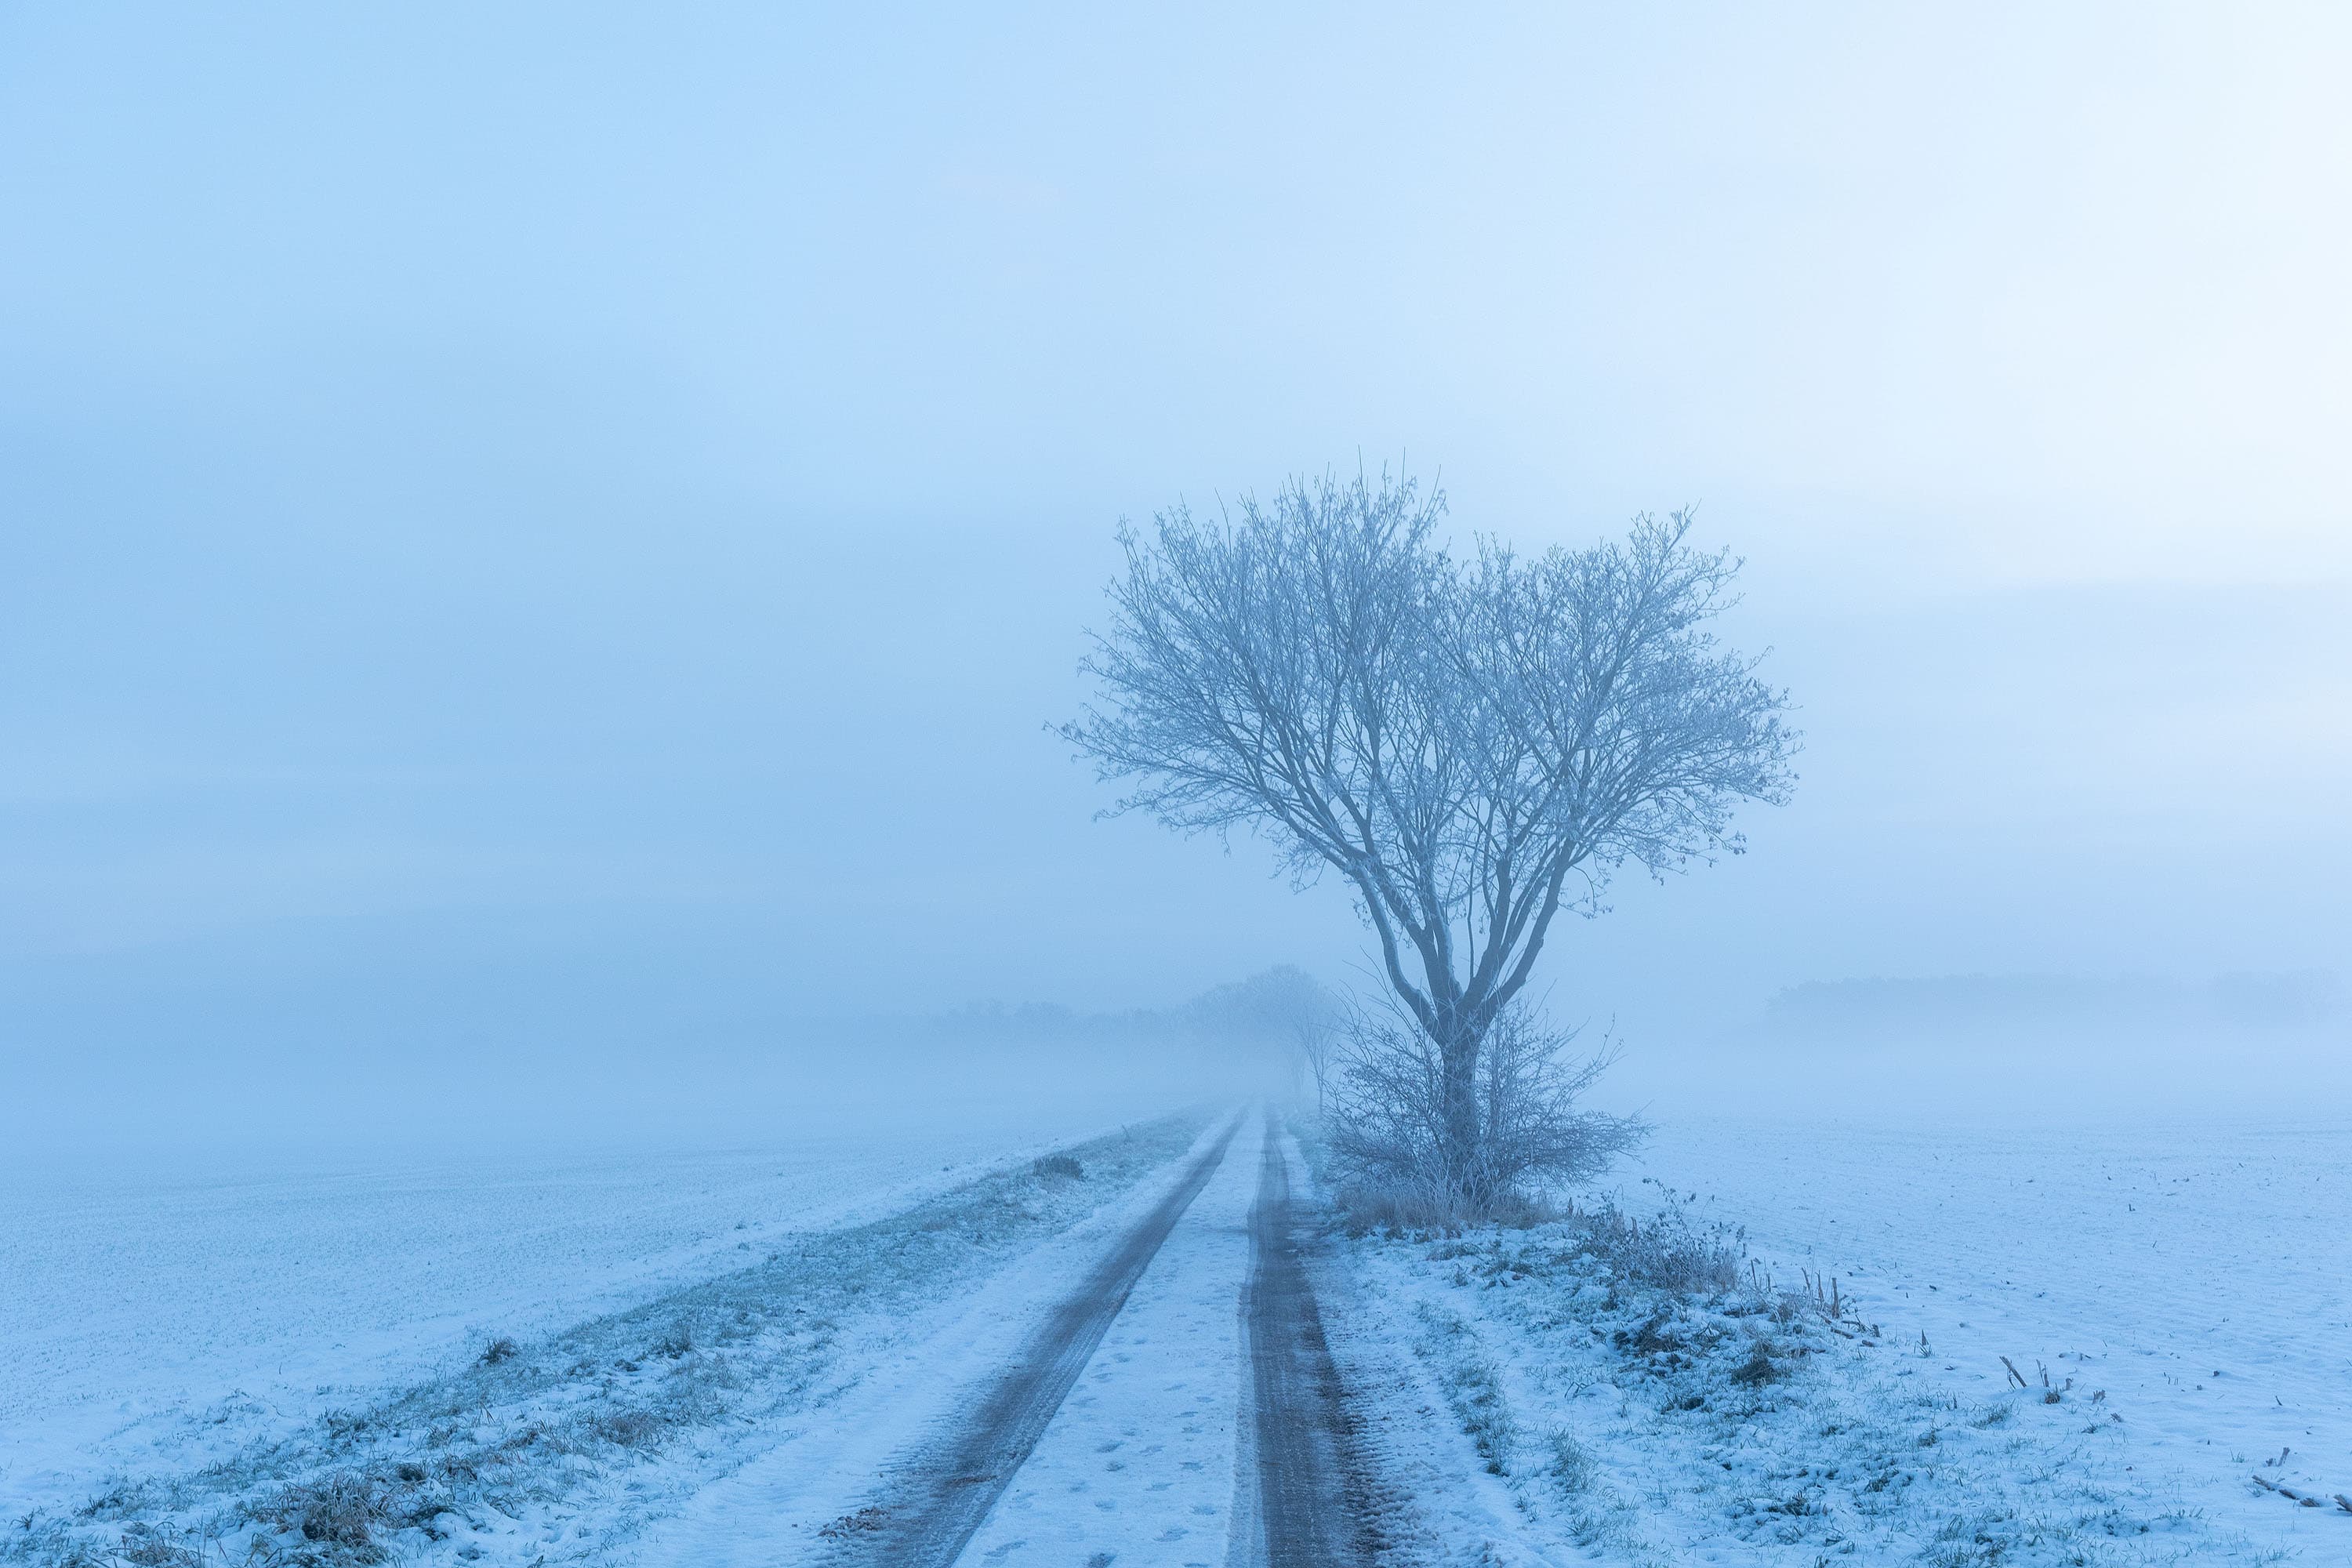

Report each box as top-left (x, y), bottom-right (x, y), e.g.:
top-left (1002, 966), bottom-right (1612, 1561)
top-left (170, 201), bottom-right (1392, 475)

top-left (1436, 1026), bottom-right (1483, 1202)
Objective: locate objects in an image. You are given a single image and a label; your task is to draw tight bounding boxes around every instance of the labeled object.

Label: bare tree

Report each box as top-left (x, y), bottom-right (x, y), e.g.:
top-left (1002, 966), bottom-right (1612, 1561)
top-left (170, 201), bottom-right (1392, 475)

top-left (1232, 967), bottom-right (1342, 1112)
top-left (1295, 1000), bottom-right (1339, 1114)
top-left (1062, 470), bottom-right (1795, 1207)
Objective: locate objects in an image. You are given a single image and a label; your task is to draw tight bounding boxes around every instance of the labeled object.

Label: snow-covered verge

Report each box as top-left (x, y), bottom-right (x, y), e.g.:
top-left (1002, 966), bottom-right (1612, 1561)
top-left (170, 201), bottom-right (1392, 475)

top-left (1307, 1115), bottom-right (2352, 1566)
top-left (2, 1111), bottom-right (1211, 1568)
top-left (1648, 1115), bottom-right (2352, 1555)
top-left (2, 1101), bottom-right (1180, 1481)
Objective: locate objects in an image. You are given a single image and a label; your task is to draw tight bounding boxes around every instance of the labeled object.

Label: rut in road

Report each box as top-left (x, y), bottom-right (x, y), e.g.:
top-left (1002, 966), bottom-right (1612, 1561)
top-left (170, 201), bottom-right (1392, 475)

top-left (821, 1116), bottom-right (1240, 1568)
top-left (1242, 1112), bottom-right (1379, 1568)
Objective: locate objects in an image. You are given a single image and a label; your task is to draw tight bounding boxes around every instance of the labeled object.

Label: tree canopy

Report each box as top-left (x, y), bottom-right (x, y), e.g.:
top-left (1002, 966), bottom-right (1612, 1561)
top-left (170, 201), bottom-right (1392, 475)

top-left (1063, 470), bottom-right (1797, 1058)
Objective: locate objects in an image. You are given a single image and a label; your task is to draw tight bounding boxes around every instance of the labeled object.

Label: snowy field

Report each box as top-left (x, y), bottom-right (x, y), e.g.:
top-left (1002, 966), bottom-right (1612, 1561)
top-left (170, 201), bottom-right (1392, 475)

top-left (10, 1089), bottom-right (2349, 1566)
top-left (1338, 1108), bottom-right (2352, 1563)
top-left (1647, 1112), bottom-right (2352, 1549)
top-left (0, 1093), bottom-right (1188, 1520)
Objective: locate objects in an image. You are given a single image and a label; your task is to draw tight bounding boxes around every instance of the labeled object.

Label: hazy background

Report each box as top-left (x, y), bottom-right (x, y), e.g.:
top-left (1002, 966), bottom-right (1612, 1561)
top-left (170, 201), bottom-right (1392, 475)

top-left (5, 3), bottom-right (2347, 1145)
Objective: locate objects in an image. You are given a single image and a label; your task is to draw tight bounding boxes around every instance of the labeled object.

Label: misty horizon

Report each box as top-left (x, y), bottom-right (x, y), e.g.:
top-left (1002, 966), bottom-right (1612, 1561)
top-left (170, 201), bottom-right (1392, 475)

top-left (8, 10), bottom-right (2348, 1123)
top-left (8, 11), bottom-right (2351, 1566)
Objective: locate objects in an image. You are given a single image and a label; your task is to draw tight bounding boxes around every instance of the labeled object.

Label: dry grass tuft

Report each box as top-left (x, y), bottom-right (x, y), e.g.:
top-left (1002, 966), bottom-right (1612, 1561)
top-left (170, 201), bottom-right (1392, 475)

top-left (252, 1472), bottom-right (394, 1563)
top-left (1335, 1178), bottom-right (1561, 1235)
top-left (1555, 1191), bottom-right (1746, 1297)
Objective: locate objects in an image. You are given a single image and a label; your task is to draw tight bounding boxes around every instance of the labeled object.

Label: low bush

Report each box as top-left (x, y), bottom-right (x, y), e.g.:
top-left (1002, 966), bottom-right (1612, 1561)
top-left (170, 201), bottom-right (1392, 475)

top-left (1327, 1000), bottom-right (1646, 1225)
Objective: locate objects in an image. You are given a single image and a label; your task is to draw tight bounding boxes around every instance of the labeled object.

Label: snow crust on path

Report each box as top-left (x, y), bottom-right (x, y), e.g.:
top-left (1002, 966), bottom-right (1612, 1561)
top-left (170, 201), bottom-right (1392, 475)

top-left (0, 1103), bottom-right (1172, 1511)
top-left (954, 1115), bottom-right (1261, 1566)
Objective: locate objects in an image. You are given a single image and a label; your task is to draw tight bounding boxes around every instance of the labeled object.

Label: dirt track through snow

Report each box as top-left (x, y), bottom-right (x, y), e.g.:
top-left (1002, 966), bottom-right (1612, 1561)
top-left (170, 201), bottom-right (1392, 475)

top-left (1237, 1112), bottom-right (1378, 1568)
top-left (817, 1109), bottom-right (1380, 1568)
top-left (824, 1116), bottom-right (1243, 1566)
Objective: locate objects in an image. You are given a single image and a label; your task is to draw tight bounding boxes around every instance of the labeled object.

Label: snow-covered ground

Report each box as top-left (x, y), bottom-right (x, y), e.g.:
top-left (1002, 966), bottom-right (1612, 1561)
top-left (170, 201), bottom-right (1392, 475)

top-left (0, 1097), bottom-right (1186, 1523)
top-left (5, 1108), bottom-right (1221, 1567)
top-left (641, 1113), bottom-right (1258, 1566)
top-left (953, 1116), bottom-right (1257, 1566)
top-left (1326, 1110), bottom-right (2352, 1565)
top-left (13, 1093), bottom-right (2347, 1567)
top-left (1646, 1113), bottom-right (2352, 1551)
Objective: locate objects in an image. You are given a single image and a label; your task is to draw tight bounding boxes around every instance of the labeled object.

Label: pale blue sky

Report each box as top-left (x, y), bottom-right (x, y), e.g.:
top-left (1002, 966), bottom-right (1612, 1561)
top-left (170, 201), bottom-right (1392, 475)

top-left (4, 4), bottom-right (2347, 1112)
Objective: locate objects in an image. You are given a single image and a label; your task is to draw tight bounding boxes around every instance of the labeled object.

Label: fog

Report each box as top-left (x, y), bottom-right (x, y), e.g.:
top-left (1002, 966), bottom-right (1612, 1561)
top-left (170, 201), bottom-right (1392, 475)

top-left (5, 5), bottom-right (2347, 1152)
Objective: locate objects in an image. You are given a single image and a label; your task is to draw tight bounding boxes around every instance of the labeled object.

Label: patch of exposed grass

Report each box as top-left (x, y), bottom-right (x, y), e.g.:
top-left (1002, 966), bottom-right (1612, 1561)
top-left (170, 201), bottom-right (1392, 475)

top-left (1414, 1301), bottom-right (1518, 1475)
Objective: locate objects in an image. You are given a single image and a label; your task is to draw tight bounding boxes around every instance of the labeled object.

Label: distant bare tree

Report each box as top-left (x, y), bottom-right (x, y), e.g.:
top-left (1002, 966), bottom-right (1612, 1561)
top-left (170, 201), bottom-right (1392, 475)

top-left (1235, 967), bottom-right (1342, 1112)
top-left (1175, 964), bottom-right (1338, 1099)
top-left (1062, 470), bottom-right (1795, 1209)
top-left (1295, 1000), bottom-right (1339, 1113)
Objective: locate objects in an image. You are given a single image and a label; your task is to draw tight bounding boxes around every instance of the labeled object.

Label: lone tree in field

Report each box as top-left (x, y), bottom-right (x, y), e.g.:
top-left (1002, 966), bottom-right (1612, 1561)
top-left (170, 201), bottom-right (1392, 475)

top-left (1062, 470), bottom-right (1795, 1207)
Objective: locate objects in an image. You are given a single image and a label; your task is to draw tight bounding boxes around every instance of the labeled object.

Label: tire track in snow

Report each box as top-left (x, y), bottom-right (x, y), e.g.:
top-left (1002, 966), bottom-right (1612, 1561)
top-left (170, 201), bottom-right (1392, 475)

top-left (1240, 1112), bottom-right (1379, 1568)
top-left (824, 1113), bottom-right (1242, 1567)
